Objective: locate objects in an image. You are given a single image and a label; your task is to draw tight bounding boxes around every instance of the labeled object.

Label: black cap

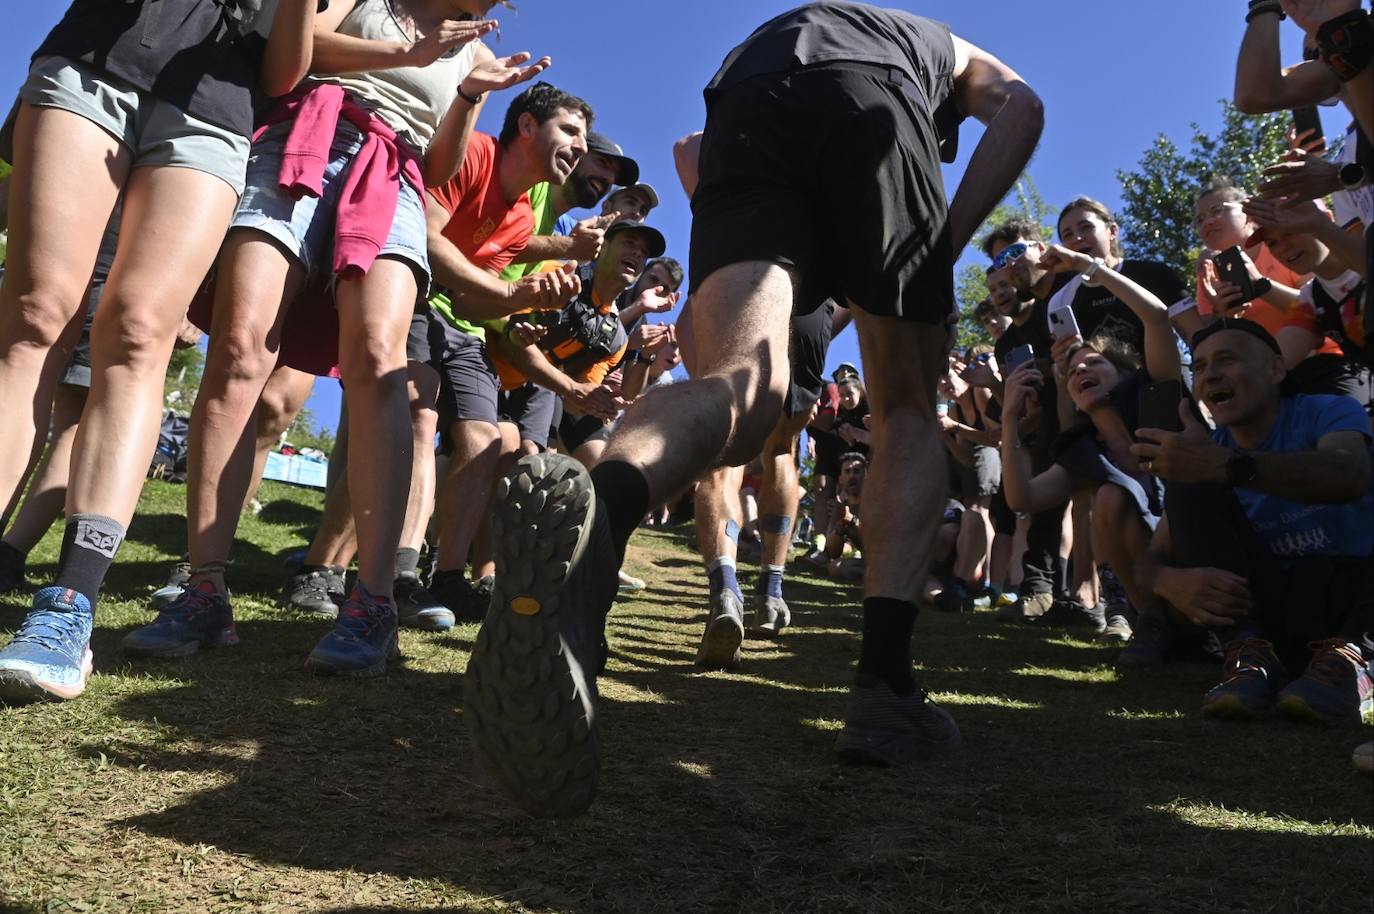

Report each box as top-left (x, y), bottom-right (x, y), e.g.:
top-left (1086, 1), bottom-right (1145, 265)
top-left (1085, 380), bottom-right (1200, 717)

top-left (585, 132), bottom-right (640, 186)
top-left (1191, 317), bottom-right (1282, 355)
top-left (604, 220), bottom-right (666, 258)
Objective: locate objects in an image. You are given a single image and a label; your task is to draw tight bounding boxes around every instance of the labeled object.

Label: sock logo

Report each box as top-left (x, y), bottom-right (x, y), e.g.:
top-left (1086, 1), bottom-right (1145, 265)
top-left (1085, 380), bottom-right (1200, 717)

top-left (77, 522), bottom-right (121, 558)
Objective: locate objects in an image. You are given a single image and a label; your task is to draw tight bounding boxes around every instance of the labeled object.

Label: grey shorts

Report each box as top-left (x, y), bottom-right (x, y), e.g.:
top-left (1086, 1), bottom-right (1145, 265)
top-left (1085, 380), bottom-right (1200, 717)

top-left (408, 308), bottom-right (501, 428)
top-left (60, 278), bottom-right (103, 388)
top-left (20, 56), bottom-right (250, 195)
top-left (498, 383), bottom-right (558, 450)
top-left (958, 445), bottom-right (1002, 500)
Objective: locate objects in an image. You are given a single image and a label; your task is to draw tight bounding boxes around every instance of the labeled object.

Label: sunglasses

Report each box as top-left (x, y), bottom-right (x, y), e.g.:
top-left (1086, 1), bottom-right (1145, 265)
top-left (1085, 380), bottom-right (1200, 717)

top-left (991, 241), bottom-right (1030, 272)
top-left (1193, 200), bottom-right (1241, 229)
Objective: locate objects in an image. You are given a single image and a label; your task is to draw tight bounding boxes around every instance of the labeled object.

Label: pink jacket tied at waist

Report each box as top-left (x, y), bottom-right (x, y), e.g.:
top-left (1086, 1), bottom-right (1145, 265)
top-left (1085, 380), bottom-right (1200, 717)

top-left (256, 83), bottom-right (425, 279)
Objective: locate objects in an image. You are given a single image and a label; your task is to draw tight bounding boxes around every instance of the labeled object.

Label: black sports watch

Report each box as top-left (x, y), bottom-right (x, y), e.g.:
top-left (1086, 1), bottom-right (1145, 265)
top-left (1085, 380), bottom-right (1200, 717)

top-left (1339, 161), bottom-right (1367, 190)
top-left (1225, 449), bottom-right (1260, 487)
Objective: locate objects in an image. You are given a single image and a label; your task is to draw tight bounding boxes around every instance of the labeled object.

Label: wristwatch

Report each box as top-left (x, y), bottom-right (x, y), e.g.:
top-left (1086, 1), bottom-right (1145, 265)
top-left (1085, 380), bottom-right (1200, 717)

top-left (1339, 161), bottom-right (1367, 190)
top-left (1082, 257), bottom-right (1104, 284)
top-left (1225, 449), bottom-right (1259, 487)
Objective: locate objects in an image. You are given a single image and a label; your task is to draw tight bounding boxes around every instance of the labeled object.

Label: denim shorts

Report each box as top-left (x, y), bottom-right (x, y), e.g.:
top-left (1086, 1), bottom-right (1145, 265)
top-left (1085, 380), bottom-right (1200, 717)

top-left (232, 121), bottom-right (430, 288)
top-left (20, 56), bottom-right (250, 195)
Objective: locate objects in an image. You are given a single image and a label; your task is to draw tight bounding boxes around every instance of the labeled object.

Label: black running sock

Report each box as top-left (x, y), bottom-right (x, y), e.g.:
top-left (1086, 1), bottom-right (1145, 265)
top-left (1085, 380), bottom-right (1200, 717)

top-left (56, 514), bottom-right (126, 608)
top-left (394, 547), bottom-right (420, 578)
top-left (589, 460), bottom-right (652, 557)
top-left (856, 596), bottom-right (920, 696)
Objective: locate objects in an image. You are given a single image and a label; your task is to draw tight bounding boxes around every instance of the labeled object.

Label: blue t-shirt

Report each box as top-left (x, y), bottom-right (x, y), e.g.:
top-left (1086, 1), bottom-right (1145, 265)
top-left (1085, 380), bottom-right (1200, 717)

top-left (554, 213), bottom-right (577, 237)
top-left (1213, 394), bottom-right (1374, 560)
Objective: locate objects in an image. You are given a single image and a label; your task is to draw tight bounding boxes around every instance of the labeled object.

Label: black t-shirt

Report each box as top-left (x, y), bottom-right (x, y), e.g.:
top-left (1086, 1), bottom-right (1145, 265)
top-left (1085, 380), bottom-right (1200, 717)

top-left (706, 2), bottom-right (962, 162)
top-left (1046, 259), bottom-right (1189, 355)
top-left (34, 0), bottom-right (285, 138)
top-left (994, 275), bottom-right (1070, 446)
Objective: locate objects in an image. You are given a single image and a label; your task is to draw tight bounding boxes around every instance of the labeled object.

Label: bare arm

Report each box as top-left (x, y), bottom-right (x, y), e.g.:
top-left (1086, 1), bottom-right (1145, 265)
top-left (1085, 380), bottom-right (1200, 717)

top-left (946, 35), bottom-right (1045, 253)
top-left (260, 0), bottom-right (320, 96)
top-left (1234, 10), bottom-right (1342, 112)
top-left (511, 212), bottom-right (617, 265)
top-left (1282, 0), bottom-right (1374, 138)
top-left (673, 131), bottom-right (703, 199)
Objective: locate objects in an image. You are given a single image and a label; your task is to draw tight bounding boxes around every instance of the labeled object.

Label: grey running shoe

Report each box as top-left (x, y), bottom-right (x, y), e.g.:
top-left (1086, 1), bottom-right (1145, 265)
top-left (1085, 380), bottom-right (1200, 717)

top-left (696, 589), bottom-right (745, 669)
top-left (463, 453), bottom-right (618, 819)
top-left (748, 592), bottom-right (791, 639)
top-left (149, 560), bottom-right (192, 611)
top-left (1100, 613), bottom-right (1133, 643)
top-left (394, 572), bottom-right (455, 631)
top-left (0, 542), bottom-right (27, 594)
top-left (284, 566), bottom-right (342, 618)
top-left (835, 681), bottom-right (962, 765)
top-left (998, 590), bottom-right (1053, 623)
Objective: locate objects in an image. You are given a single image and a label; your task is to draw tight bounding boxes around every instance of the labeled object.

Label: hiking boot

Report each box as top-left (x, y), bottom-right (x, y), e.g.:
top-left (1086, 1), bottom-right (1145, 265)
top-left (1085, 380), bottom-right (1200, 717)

top-left (998, 590), bottom-right (1054, 623)
top-left (1354, 741), bottom-right (1374, 775)
top-left (463, 453), bottom-right (617, 819)
top-left (617, 568), bottom-right (646, 594)
top-left (463, 574), bottom-right (495, 623)
top-left (149, 559), bottom-right (192, 611)
top-left (394, 572), bottom-right (455, 632)
top-left (1277, 640), bottom-right (1373, 726)
top-left (697, 589), bottom-right (745, 669)
top-left (305, 584), bottom-right (399, 678)
top-left (1201, 638), bottom-right (1286, 721)
top-left (835, 680), bottom-right (961, 765)
top-left (0, 587), bottom-right (93, 703)
top-left (284, 566), bottom-right (343, 618)
top-left (1100, 613), bottom-right (1133, 643)
top-left (123, 581), bottom-right (238, 658)
top-left (748, 592), bottom-right (791, 639)
top-left (0, 542), bottom-right (28, 594)
top-left (1034, 599), bottom-right (1107, 633)
top-left (1117, 608), bottom-right (1173, 669)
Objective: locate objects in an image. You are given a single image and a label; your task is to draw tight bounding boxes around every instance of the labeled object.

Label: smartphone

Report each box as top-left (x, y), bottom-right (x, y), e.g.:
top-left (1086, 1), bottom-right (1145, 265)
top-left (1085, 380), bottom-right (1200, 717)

top-left (1291, 105), bottom-right (1326, 153)
top-left (1003, 344), bottom-right (1036, 374)
top-left (1214, 246), bottom-right (1260, 305)
top-left (1048, 306), bottom-right (1081, 342)
top-left (1138, 380), bottom-right (1184, 434)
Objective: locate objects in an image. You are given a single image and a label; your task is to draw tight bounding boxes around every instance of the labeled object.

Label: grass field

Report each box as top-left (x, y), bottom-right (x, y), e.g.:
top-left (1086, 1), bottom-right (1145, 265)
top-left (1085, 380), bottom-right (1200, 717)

top-left (1, 479), bottom-right (1371, 914)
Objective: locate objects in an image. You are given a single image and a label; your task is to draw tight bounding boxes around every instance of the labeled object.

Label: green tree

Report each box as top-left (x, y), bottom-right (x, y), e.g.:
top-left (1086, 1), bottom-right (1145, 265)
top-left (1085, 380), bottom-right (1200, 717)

top-left (1116, 100), bottom-right (1290, 283)
top-left (286, 404), bottom-right (336, 456)
top-left (952, 175), bottom-right (1056, 350)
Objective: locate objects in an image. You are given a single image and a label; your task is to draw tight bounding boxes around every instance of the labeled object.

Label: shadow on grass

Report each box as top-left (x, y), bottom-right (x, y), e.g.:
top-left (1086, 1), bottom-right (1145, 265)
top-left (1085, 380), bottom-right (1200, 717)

top-left (77, 529), bottom-right (1372, 913)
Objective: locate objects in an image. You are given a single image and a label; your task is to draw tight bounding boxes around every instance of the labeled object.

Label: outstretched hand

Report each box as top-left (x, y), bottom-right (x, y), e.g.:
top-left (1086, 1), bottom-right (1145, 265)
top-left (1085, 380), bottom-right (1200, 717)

top-left (569, 212), bottom-right (618, 262)
top-left (407, 19), bottom-right (497, 68)
top-left (1280, 0), bottom-right (1362, 35)
top-left (1258, 147), bottom-right (1342, 201)
top-left (461, 51), bottom-right (552, 99)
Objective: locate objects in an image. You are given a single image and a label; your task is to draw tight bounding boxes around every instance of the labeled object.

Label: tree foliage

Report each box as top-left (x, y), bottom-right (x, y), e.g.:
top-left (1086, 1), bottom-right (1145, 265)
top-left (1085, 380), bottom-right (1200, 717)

top-left (952, 176), bottom-right (1056, 350)
top-left (1116, 100), bottom-right (1290, 283)
top-left (164, 343), bottom-right (203, 412)
top-left (287, 404), bottom-right (336, 456)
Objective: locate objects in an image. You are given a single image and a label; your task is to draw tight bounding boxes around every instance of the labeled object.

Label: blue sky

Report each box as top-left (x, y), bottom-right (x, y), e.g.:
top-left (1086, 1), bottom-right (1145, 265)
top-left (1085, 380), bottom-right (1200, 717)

top-left (1, 1), bottom-right (1308, 432)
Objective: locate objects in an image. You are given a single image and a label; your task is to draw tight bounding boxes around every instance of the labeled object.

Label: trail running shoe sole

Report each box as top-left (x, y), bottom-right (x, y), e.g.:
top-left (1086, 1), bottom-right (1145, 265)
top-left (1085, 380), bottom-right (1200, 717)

top-left (697, 590), bottom-right (744, 669)
top-left (463, 454), bottom-right (601, 819)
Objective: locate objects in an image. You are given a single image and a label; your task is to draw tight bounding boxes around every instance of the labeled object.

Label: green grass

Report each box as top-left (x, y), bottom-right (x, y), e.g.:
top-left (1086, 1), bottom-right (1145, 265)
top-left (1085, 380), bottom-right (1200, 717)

top-left (1, 480), bottom-right (1371, 914)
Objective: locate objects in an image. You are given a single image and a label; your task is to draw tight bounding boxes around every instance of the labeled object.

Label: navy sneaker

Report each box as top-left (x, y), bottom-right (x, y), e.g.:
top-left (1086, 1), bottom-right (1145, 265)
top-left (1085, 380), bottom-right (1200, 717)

top-left (463, 453), bottom-right (618, 819)
top-left (1277, 639), bottom-right (1373, 726)
top-left (835, 680), bottom-right (962, 765)
top-left (305, 584), bottom-right (399, 678)
top-left (394, 572), bottom-right (455, 631)
top-left (1201, 638), bottom-right (1286, 720)
top-left (931, 582), bottom-right (968, 614)
top-left (0, 587), bottom-right (94, 702)
top-left (149, 559), bottom-right (192, 611)
top-left (0, 541), bottom-right (28, 594)
top-left (123, 581), bottom-right (238, 658)
top-left (697, 589), bottom-right (745, 669)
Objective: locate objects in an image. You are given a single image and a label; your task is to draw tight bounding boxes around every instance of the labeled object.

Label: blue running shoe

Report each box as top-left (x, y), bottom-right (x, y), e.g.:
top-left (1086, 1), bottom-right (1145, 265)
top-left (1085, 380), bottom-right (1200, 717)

top-left (0, 587), bottom-right (94, 702)
top-left (1201, 638), bottom-right (1285, 720)
top-left (305, 584), bottom-right (399, 677)
top-left (123, 581), bottom-right (238, 658)
top-left (1278, 639), bottom-right (1373, 726)
top-left (394, 572), bottom-right (455, 632)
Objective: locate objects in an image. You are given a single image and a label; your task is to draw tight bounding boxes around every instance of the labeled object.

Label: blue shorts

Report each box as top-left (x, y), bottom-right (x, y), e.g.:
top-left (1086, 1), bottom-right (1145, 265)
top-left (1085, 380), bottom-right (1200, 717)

top-left (231, 121), bottom-right (429, 287)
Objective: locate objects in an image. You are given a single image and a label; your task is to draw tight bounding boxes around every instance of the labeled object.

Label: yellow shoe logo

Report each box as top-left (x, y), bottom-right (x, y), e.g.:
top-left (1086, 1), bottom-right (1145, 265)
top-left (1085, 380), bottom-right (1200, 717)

top-left (511, 596), bottom-right (542, 616)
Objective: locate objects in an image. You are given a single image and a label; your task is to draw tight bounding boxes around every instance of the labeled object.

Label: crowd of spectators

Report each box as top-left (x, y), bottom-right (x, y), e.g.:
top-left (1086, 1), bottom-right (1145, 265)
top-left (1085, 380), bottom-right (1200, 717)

top-left (0, 0), bottom-right (1369, 822)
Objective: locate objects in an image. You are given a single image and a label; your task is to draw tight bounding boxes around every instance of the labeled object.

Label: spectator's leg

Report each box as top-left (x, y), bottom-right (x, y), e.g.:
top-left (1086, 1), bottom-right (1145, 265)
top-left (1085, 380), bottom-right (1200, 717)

top-left (1069, 491), bottom-right (1099, 607)
top-left (396, 361), bottom-right (440, 559)
top-left (2, 382), bottom-right (88, 553)
top-left (243, 365), bottom-right (316, 509)
top-left (433, 418), bottom-right (502, 582)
